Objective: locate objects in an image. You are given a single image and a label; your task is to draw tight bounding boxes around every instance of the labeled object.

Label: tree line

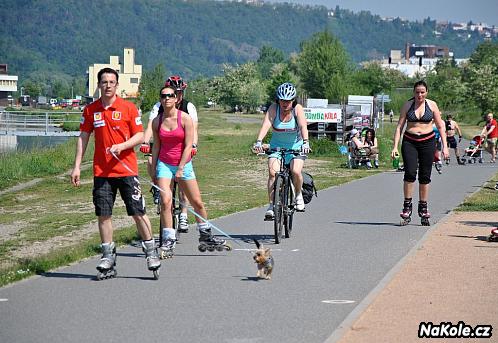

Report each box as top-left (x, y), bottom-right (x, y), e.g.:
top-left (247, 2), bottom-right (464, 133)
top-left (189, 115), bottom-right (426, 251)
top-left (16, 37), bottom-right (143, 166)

top-left (140, 31), bottom-right (498, 125)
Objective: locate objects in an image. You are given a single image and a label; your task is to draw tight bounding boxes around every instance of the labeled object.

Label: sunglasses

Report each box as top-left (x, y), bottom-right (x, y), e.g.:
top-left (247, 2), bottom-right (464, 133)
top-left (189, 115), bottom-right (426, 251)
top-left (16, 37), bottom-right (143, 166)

top-left (160, 93), bottom-right (176, 99)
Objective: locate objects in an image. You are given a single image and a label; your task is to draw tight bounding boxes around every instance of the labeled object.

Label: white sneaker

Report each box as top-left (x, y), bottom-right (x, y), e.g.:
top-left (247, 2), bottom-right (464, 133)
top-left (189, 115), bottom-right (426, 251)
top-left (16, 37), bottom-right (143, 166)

top-left (265, 205), bottom-right (274, 219)
top-left (178, 215), bottom-right (189, 233)
top-left (295, 193), bottom-right (305, 211)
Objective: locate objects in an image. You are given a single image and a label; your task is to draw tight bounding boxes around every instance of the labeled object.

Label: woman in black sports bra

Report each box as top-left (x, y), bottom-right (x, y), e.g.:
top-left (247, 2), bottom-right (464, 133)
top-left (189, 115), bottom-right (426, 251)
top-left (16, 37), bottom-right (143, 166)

top-left (391, 80), bottom-right (448, 226)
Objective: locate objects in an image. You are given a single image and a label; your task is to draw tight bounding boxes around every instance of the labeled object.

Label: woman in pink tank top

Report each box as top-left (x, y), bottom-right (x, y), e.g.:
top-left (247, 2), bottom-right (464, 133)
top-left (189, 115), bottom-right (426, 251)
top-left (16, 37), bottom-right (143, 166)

top-left (151, 86), bottom-right (226, 251)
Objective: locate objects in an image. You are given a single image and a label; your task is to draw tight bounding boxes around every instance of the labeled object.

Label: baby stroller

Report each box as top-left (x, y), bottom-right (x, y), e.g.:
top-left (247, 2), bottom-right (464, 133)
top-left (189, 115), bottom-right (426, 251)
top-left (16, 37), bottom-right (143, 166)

top-left (461, 135), bottom-right (483, 164)
top-left (345, 132), bottom-right (370, 169)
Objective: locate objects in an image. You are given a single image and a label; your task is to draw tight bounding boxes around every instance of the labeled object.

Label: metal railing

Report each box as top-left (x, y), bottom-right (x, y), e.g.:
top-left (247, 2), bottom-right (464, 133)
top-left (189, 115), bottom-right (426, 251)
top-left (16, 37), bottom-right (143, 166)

top-left (0, 111), bottom-right (80, 136)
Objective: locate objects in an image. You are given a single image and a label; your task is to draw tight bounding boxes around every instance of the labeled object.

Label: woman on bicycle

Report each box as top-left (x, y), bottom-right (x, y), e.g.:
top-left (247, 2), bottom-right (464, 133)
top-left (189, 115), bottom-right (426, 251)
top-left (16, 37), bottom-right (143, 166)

top-left (253, 82), bottom-right (310, 219)
top-left (151, 86), bottom-right (226, 251)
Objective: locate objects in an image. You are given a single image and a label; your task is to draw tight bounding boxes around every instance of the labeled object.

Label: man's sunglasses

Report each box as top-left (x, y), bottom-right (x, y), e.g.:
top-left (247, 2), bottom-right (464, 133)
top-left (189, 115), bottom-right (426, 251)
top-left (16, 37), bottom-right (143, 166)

top-left (160, 93), bottom-right (176, 99)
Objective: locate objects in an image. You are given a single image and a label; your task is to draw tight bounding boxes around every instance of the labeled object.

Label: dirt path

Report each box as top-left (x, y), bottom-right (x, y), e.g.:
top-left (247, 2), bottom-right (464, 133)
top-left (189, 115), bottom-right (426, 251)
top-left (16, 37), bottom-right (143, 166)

top-left (334, 211), bottom-right (498, 343)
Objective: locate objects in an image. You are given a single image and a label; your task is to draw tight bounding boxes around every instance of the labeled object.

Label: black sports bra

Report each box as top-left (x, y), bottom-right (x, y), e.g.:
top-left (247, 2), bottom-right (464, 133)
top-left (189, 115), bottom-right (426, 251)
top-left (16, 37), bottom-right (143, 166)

top-left (406, 100), bottom-right (433, 123)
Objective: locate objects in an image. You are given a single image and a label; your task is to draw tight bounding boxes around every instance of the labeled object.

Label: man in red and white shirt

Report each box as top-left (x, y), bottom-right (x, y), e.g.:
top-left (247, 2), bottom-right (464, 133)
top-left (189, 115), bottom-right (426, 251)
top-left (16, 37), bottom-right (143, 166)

top-left (71, 67), bottom-right (160, 277)
top-left (481, 112), bottom-right (498, 163)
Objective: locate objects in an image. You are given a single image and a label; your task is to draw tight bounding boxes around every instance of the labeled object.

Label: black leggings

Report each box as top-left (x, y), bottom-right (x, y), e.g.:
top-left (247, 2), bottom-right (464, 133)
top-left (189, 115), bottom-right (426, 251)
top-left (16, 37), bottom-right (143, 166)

top-left (401, 134), bottom-right (435, 184)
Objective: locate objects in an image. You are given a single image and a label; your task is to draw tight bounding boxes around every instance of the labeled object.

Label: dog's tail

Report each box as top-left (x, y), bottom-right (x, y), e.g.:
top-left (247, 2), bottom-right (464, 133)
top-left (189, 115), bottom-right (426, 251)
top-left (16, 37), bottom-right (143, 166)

top-left (253, 239), bottom-right (261, 249)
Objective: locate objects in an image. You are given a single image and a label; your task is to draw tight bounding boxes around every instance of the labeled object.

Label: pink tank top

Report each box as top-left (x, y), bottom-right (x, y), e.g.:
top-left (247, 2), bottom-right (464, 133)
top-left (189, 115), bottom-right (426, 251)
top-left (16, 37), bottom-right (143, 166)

top-left (158, 110), bottom-right (191, 166)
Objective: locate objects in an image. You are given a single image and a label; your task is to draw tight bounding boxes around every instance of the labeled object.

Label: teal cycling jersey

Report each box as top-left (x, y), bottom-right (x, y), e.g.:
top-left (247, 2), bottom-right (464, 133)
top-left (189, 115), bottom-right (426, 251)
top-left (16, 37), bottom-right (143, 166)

top-left (269, 105), bottom-right (303, 150)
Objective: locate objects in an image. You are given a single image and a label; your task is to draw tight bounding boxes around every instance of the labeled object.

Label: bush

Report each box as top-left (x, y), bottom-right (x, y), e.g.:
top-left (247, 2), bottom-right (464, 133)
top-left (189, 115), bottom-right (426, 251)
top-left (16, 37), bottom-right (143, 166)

top-left (309, 138), bottom-right (342, 157)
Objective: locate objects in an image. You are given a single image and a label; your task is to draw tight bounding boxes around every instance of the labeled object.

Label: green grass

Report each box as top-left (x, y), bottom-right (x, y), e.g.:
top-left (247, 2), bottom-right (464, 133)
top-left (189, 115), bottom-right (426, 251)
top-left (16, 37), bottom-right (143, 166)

top-left (457, 178), bottom-right (498, 211)
top-left (0, 138), bottom-right (94, 190)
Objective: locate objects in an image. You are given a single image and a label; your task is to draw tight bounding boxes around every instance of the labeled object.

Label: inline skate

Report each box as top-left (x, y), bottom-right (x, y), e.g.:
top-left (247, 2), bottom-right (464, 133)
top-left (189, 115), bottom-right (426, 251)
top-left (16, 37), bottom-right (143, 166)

top-left (142, 240), bottom-right (161, 279)
top-left (418, 201), bottom-right (431, 226)
top-left (198, 229), bottom-right (232, 252)
top-left (159, 238), bottom-right (176, 259)
top-left (96, 242), bottom-right (117, 280)
top-left (400, 199), bottom-right (412, 226)
top-left (178, 215), bottom-right (189, 233)
top-left (435, 162), bottom-right (443, 174)
top-left (487, 227), bottom-right (498, 242)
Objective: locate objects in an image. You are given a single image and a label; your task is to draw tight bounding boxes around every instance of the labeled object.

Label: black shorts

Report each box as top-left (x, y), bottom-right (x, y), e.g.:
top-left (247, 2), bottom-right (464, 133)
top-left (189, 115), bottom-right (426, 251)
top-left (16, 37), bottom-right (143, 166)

top-left (447, 136), bottom-right (458, 149)
top-left (93, 176), bottom-right (146, 216)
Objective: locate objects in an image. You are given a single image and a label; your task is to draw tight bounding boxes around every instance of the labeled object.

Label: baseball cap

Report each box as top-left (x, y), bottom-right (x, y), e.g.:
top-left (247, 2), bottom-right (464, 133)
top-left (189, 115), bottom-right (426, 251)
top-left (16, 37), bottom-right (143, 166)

top-left (351, 128), bottom-right (359, 136)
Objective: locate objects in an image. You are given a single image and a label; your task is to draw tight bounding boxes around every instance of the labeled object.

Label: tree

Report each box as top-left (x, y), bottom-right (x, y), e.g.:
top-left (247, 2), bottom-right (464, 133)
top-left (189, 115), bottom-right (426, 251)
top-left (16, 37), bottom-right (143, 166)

top-left (463, 42), bottom-right (498, 114)
top-left (265, 64), bottom-right (297, 104)
top-left (138, 64), bottom-right (167, 113)
top-left (215, 62), bottom-right (263, 111)
top-left (296, 31), bottom-right (352, 103)
top-left (257, 45), bottom-right (285, 77)
top-left (425, 57), bottom-right (466, 110)
top-left (353, 62), bottom-right (398, 96)
top-left (187, 78), bottom-right (211, 109)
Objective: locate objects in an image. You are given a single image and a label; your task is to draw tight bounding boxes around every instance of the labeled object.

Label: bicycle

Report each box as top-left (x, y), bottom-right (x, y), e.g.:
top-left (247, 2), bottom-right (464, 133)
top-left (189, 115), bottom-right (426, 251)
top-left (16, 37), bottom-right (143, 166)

top-left (262, 147), bottom-right (302, 244)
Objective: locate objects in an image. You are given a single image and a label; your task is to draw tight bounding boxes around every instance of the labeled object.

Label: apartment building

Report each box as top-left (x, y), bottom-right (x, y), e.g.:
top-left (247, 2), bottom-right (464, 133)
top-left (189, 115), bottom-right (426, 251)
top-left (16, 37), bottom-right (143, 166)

top-left (87, 48), bottom-right (142, 100)
top-left (0, 64), bottom-right (18, 107)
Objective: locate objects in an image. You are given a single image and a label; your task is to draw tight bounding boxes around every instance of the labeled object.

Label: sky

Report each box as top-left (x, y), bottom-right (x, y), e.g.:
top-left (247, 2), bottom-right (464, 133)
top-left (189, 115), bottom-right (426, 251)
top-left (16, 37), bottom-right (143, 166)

top-left (267, 0), bottom-right (498, 26)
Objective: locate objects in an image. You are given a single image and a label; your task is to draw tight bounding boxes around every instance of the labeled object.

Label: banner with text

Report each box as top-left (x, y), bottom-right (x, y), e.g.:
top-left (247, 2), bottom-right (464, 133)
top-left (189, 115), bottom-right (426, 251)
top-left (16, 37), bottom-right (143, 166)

top-left (304, 108), bottom-right (342, 123)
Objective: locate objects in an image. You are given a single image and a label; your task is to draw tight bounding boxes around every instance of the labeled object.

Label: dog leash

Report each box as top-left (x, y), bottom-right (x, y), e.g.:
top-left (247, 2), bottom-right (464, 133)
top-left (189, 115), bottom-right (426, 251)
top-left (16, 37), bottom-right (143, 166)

top-left (110, 150), bottom-right (243, 247)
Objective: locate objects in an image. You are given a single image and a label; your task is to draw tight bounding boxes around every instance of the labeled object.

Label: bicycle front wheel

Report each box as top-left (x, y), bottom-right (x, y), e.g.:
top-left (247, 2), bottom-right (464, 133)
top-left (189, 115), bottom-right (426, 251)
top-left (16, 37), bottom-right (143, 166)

top-left (284, 179), bottom-right (294, 238)
top-left (273, 175), bottom-right (284, 244)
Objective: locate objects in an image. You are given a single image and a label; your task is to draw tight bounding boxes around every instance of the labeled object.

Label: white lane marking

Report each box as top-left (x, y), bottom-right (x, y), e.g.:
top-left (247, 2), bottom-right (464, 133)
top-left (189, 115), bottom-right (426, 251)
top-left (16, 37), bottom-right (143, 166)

top-left (291, 249), bottom-right (300, 252)
top-left (322, 300), bottom-right (355, 304)
top-left (0, 299), bottom-right (8, 302)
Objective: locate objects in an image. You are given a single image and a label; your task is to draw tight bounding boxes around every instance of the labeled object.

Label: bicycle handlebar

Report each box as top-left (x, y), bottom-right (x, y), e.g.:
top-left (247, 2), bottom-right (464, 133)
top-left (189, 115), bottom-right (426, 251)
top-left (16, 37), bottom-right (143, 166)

top-left (262, 147), bottom-right (302, 156)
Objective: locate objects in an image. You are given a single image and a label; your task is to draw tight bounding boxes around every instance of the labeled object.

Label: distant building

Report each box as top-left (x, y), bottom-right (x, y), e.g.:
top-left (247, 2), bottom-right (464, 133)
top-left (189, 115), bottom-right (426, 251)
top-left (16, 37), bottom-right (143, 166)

top-left (377, 46), bottom-right (467, 78)
top-left (388, 50), bottom-right (403, 64)
top-left (0, 64), bottom-right (18, 107)
top-left (405, 43), bottom-right (450, 60)
top-left (87, 48), bottom-right (142, 100)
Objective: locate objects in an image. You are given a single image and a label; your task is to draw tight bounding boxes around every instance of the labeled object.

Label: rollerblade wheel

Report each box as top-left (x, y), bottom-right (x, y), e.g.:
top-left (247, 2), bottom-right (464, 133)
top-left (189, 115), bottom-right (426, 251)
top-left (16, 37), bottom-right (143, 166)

top-left (198, 244), bottom-right (207, 252)
top-left (421, 218), bottom-right (430, 226)
top-left (399, 217), bottom-right (411, 226)
top-left (96, 269), bottom-right (116, 281)
top-left (160, 250), bottom-right (173, 259)
top-left (207, 245), bottom-right (215, 252)
top-left (153, 269), bottom-right (160, 280)
top-left (216, 245), bottom-right (224, 252)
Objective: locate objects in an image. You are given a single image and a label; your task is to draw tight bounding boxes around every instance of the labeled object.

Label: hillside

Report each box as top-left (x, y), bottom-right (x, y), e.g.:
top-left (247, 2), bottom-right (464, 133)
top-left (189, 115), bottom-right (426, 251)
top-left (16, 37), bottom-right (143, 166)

top-left (0, 0), bottom-right (492, 79)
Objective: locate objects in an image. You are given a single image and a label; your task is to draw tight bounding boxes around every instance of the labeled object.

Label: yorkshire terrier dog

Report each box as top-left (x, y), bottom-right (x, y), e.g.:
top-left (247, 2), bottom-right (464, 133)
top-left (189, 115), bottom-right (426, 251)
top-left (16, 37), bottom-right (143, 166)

top-left (253, 239), bottom-right (274, 280)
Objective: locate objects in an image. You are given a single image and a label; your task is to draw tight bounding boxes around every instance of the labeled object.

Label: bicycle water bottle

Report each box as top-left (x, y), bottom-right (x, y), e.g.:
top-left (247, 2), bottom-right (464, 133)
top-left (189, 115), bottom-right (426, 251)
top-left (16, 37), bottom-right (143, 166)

top-left (392, 153), bottom-right (400, 170)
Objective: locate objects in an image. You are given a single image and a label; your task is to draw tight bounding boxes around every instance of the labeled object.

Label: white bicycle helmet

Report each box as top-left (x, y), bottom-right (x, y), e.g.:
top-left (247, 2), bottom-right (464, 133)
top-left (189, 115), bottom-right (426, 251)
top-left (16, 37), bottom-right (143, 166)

top-left (276, 82), bottom-right (296, 101)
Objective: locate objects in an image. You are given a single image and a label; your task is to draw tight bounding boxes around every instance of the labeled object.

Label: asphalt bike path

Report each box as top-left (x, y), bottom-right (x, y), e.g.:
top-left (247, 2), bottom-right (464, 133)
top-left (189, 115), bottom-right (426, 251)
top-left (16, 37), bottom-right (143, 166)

top-left (0, 161), bottom-right (496, 343)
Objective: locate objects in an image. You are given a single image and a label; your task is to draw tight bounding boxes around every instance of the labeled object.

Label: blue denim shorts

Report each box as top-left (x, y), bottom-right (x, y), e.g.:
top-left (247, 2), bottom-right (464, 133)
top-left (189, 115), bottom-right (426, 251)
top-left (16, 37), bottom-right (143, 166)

top-left (157, 160), bottom-right (196, 180)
